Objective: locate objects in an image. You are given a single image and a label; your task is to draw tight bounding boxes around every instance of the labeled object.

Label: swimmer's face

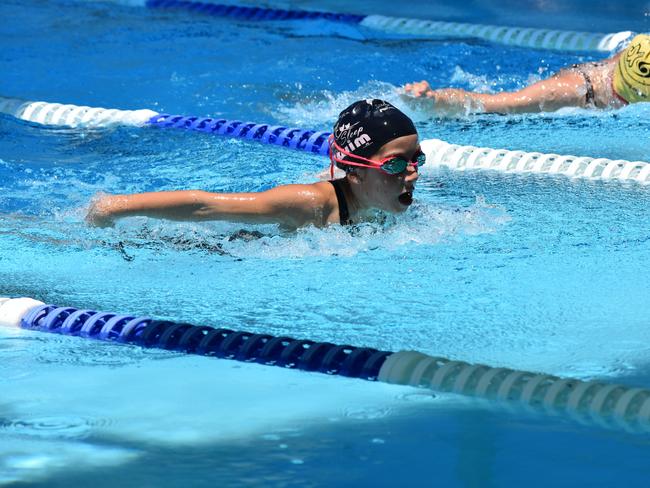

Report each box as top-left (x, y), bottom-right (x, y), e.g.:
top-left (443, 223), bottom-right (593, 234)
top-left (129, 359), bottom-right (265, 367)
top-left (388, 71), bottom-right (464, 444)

top-left (355, 134), bottom-right (420, 213)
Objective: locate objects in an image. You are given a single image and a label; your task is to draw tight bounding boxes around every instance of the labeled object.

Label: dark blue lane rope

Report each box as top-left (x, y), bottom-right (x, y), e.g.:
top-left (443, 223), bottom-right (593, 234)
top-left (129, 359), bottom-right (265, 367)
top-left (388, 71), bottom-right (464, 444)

top-left (139, 0), bottom-right (632, 54)
top-left (147, 114), bottom-right (331, 156)
top-left (15, 298), bottom-right (650, 432)
top-left (145, 0), bottom-right (365, 23)
top-left (20, 304), bottom-right (390, 380)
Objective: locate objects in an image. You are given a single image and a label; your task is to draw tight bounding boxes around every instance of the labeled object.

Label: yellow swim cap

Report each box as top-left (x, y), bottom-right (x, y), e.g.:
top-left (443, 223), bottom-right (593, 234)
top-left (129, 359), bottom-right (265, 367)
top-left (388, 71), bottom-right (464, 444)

top-left (613, 34), bottom-right (650, 104)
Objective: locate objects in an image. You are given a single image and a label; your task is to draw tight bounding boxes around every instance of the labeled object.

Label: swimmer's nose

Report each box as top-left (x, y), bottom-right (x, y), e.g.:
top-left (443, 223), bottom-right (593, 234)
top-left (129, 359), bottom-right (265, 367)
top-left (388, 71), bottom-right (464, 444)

top-left (406, 166), bottom-right (419, 184)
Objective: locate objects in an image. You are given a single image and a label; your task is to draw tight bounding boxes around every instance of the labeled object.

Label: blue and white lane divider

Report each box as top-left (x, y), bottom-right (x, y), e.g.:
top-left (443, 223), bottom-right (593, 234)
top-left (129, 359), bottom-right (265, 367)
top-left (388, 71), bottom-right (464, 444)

top-left (0, 96), bottom-right (158, 129)
top-left (2, 296), bottom-right (650, 433)
top-left (94, 0), bottom-right (635, 52)
top-left (2, 95), bottom-right (650, 184)
top-left (419, 139), bottom-right (650, 185)
top-left (147, 113), bottom-right (331, 156)
top-left (0, 96), bottom-right (330, 156)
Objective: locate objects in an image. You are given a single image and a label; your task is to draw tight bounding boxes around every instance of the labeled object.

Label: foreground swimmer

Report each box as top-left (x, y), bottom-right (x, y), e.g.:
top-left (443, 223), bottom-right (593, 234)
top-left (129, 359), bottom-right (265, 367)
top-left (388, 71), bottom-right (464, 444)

top-left (86, 99), bottom-right (424, 229)
top-left (404, 34), bottom-right (650, 114)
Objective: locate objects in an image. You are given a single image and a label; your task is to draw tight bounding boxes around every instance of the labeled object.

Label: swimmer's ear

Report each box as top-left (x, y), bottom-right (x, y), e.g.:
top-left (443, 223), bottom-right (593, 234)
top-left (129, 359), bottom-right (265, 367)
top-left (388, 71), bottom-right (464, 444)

top-left (346, 168), bottom-right (363, 183)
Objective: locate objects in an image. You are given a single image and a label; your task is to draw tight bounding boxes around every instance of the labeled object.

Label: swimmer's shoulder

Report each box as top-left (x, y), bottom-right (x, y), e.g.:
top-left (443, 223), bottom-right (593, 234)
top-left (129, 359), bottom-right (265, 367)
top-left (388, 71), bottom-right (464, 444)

top-left (268, 181), bottom-right (340, 227)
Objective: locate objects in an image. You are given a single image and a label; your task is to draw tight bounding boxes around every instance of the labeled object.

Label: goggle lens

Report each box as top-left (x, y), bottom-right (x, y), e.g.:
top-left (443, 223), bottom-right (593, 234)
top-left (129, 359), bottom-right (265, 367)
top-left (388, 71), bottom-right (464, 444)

top-left (380, 151), bottom-right (427, 175)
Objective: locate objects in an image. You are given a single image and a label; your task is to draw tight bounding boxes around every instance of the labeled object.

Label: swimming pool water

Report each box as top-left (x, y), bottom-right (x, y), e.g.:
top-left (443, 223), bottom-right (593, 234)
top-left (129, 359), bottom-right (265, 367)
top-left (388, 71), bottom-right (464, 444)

top-left (1, 0), bottom-right (650, 485)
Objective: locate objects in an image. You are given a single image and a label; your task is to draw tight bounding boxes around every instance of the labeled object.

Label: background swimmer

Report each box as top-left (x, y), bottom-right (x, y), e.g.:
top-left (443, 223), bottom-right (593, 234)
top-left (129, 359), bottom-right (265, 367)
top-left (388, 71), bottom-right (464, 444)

top-left (404, 34), bottom-right (650, 115)
top-left (86, 99), bottom-right (423, 230)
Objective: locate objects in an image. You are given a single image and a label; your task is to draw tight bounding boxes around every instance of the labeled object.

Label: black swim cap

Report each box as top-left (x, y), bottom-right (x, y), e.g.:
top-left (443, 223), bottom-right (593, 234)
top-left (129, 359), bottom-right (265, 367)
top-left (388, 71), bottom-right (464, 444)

top-left (332, 99), bottom-right (417, 165)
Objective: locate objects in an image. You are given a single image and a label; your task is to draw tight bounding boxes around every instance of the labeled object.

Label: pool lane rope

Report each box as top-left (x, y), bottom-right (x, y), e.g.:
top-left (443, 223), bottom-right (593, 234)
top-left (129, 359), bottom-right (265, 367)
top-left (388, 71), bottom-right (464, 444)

top-left (97, 0), bottom-right (635, 53)
top-left (0, 96), bottom-right (159, 130)
top-left (2, 95), bottom-right (649, 184)
top-left (0, 96), bottom-right (330, 156)
top-left (1, 296), bottom-right (649, 433)
top-left (420, 139), bottom-right (650, 184)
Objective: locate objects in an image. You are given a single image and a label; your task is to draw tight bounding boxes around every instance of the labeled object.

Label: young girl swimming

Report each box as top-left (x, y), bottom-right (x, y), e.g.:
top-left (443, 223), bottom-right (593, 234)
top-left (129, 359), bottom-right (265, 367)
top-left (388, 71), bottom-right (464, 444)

top-left (404, 34), bottom-right (649, 114)
top-left (86, 99), bottom-right (424, 229)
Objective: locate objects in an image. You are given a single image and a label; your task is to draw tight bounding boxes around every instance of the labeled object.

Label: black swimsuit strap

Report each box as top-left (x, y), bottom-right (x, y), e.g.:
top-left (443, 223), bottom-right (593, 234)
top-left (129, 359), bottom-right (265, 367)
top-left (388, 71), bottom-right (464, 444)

top-left (329, 179), bottom-right (351, 226)
top-left (572, 64), bottom-right (596, 106)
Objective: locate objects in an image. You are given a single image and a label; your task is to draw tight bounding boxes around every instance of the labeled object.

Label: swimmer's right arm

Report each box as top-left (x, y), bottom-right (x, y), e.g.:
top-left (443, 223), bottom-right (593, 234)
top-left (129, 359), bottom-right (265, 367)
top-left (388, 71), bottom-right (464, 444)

top-left (403, 81), bottom-right (485, 114)
top-left (404, 80), bottom-right (524, 113)
top-left (404, 70), bottom-right (591, 114)
top-left (86, 186), bottom-right (332, 228)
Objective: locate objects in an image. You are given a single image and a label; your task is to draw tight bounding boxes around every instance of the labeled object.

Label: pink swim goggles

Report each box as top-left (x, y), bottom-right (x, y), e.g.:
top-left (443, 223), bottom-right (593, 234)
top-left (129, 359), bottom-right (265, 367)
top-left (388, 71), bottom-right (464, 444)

top-left (328, 137), bottom-right (426, 179)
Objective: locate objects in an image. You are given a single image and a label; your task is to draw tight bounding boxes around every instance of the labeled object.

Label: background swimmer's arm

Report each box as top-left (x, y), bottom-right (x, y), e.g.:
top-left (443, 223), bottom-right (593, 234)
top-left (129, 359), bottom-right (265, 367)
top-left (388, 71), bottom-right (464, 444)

top-left (476, 70), bottom-right (590, 112)
top-left (402, 81), bottom-right (483, 115)
top-left (404, 71), bottom-right (589, 114)
top-left (86, 186), bottom-right (331, 228)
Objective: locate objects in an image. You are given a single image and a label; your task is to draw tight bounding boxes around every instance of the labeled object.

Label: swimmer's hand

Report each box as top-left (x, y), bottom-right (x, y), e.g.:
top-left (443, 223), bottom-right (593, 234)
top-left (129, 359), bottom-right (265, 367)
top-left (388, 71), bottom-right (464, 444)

top-left (404, 81), bottom-right (469, 104)
top-left (86, 194), bottom-right (116, 228)
top-left (404, 80), bottom-right (436, 98)
top-left (403, 82), bottom-right (481, 115)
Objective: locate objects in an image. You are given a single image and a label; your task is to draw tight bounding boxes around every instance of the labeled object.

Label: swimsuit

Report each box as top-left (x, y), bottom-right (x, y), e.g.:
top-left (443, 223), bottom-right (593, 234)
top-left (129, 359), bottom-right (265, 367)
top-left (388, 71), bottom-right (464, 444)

top-left (571, 63), bottom-right (597, 107)
top-left (329, 179), bottom-right (351, 226)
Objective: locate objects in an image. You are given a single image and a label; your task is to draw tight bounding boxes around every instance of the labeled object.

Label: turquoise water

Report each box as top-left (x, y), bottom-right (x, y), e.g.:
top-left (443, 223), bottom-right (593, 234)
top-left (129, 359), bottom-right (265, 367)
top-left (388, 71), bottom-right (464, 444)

top-left (1, 0), bottom-right (650, 485)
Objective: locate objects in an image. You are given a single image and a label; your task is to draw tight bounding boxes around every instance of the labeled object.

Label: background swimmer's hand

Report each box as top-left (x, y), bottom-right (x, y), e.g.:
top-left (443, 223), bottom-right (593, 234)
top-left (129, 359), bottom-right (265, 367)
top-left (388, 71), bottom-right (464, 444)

top-left (404, 80), bottom-right (436, 98)
top-left (403, 84), bottom-right (481, 115)
top-left (86, 194), bottom-right (116, 228)
top-left (404, 82), bottom-right (469, 104)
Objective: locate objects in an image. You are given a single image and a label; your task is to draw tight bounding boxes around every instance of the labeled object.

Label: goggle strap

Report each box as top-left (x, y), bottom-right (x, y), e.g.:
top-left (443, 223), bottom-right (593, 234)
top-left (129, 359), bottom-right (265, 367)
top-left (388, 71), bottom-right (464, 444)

top-left (328, 138), bottom-right (422, 176)
top-left (331, 154), bottom-right (416, 174)
top-left (328, 134), bottom-right (335, 179)
top-left (331, 140), bottom-right (381, 166)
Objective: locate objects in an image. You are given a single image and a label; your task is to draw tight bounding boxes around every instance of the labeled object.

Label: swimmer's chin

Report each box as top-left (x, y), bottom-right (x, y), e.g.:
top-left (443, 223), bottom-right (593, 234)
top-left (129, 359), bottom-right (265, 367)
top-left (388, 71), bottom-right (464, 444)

top-left (388, 193), bottom-right (415, 214)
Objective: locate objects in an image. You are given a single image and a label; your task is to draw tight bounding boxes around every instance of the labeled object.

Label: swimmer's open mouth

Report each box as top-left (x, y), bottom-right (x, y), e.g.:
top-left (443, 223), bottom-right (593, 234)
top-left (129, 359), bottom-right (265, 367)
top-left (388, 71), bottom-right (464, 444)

top-left (398, 191), bottom-right (413, 206)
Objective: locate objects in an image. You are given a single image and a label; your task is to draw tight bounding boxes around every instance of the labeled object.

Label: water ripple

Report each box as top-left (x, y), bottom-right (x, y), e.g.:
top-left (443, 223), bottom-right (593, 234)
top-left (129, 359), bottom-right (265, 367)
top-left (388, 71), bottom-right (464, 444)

top-left (0, 415), bottom-right (111, 440)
